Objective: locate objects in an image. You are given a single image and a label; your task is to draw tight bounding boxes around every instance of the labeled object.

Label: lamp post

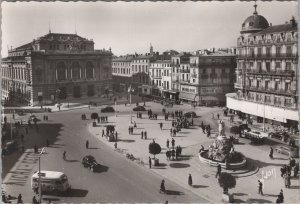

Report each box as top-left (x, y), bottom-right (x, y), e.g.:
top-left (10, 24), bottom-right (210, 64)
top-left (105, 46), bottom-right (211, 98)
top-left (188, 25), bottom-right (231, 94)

top-left (38, 147), bottom-right (46, 203)
top-left (128, 86), bottom-right (134, 124)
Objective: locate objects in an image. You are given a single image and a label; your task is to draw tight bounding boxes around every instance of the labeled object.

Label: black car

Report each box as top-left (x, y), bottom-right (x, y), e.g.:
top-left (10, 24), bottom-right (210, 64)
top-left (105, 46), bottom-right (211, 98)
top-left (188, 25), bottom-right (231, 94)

top-left (82, 155), bottom-right (101, 172)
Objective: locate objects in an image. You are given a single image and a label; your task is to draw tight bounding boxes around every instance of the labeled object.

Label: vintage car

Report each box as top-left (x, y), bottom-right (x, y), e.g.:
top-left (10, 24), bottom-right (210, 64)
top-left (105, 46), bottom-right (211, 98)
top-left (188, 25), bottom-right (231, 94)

top-left (275, 145), bottom-right (299, 158)
top-left (82, 155), bottom-right (102, 172)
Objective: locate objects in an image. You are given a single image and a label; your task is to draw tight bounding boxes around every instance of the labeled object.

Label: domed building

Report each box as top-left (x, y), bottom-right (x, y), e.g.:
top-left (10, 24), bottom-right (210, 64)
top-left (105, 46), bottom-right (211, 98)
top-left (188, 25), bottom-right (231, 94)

top-left (226, 3), bottom-right (299, 132)
top-left (240, 4), bottom-right (269, 34)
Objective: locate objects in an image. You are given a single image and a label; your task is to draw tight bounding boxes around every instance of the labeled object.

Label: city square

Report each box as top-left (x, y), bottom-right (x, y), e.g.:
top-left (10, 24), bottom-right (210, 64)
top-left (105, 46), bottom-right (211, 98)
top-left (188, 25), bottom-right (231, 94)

top-left (1, 1), bottom-right (299, 203)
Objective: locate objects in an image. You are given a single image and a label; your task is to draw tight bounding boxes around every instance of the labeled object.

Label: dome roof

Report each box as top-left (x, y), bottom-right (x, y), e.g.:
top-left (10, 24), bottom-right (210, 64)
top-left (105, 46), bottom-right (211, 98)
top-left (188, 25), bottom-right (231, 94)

top-left (240, 4), bottom-right (269, 34)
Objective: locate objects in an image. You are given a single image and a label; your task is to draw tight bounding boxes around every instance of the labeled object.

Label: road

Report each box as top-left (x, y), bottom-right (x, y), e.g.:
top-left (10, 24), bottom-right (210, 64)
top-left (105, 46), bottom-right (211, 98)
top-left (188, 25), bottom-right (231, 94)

top-left (2, 107), bottom-right (208, 203)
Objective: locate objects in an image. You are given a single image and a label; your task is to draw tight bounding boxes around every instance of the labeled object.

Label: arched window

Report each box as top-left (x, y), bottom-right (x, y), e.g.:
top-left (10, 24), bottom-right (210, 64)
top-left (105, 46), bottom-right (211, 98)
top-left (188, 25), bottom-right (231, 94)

top-left (72, 62), bottom-right (81, 80)
top-left (86, 62), bottom-right (94, 79)
top-left (56, 62), bottom-right (66, 81)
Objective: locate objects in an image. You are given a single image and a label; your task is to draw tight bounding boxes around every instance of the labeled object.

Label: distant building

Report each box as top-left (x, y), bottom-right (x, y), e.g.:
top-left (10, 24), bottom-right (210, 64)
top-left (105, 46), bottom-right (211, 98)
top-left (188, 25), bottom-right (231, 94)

top-left (149, 60), bottom-right (172, 98)
top-left (226, 3), bottom-right (298, 129)
top-left (112, 55), bottom-right (134, 92)
top-left (182, 51), bottom-right (236, 106)
top-left (1, 32), bottom-right (112, 106)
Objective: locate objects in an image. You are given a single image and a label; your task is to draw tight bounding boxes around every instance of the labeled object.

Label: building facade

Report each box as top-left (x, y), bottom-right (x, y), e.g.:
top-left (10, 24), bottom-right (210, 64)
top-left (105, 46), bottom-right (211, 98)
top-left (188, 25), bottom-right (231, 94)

top-left (226, 5), bottom-right (298, 128)
top-left (1, 32), bottom-right (113, 106)
top-left (112, 55), bottom-right (133, 93)
top-left (149, 60), bottom-right (172, 98)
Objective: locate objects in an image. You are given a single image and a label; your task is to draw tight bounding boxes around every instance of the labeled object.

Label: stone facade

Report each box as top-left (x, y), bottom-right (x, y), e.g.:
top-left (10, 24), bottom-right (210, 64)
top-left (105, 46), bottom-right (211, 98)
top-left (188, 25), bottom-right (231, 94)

top-left (226, 4), bottom-right (298, 126)
top-left (1, 32), bottom-right (112, 106)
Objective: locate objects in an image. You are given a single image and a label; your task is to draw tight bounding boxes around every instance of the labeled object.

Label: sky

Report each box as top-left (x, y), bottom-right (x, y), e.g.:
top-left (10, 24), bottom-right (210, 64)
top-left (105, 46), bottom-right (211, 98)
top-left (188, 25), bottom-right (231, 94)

top-left (1, 1), bottom-right (298, 57)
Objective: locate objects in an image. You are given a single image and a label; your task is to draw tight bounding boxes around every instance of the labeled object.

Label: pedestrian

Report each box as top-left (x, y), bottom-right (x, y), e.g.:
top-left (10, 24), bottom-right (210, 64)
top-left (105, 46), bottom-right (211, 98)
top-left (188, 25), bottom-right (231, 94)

top-left (170, 128), bottom-right (173, 136)
top-left (258, 180), bottom-right (263, 195)
top-left (166, 139), bottom-right (170, 149)
top-left (141, 131), bottom-right (144, 139)
top-left (149, 156), bottom-right (152, 168)
top-left (86, 140), bottom-right (89, 149)
top-left (188, 173), bottom-right (193, 186)
top-left (102, 129), bottom-right (105, 137)
top-left (171, 138), bottom-right (175, 148)
top-left (171, 149), bottom-right (175, 160)
top-left (114, 142), bottom-right (117, 149)
top-left (217, 113), bottom-right (220, 119)
top-left (17, 194), bottom-right (22, 204)
top-left (284, 174), bottom-right (291, 188)
top-left (278, 189), bottom-right (284, 203)
top-left (160, 179), bottom-right (165, 193)
top-left (115, 131), bottom-right (118, 142)
top-left (144, 131), bottom-right (147, 139)
top-left (216, 163), bottom-right (221, 178)
top-left (32, 196), bottom-right (38, 204)
top-left (160, 122), bottom-right (163, 130)
top-left (293, 163), bottom-right (299, 177)
top-left (63, 150), bottom-right (66, 160)
top-left (269, 147), bottom-right (274, 159)
top-left (134, 121), bottom-right (137, 128)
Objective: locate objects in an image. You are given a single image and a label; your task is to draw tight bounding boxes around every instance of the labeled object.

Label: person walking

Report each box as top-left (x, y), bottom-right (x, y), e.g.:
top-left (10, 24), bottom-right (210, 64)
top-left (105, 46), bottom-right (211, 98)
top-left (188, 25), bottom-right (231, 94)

top-left (114, 142), bottom-right (117, 149)
top-left (284, 174), bottom-right (291, 188)
top-left (269, 147), bottom-right (274, 159)
top-left (32, 196), bottom-right (38, 204)
top-left (134, 121), bottom-right (137, 128)
top-left (217, 113), bottom-right (220, 119)
top-left (216, 163), bottom-right (221, 178)
top-left (258, 180), bottom-right (263, 195)
top-left (149, 156), bottom-right (152, 169)
top-left (166, 139), bottom-right (170, 149)
top-left (160, 122), bottom-right (163, 130)
top-left (17, 194), bottom-right (22, 204)
top-left (170, 128), bottom-right (173, 136)
top-left (86, 140), bottom-right (89, 149)
top-left (188, 174), bottom-right (193, 186)
top-left (63, 151), bottom-right (66, 160)
top-left (141, 131), bottom-right (144, 139)
top-left (160, 180), bottom-right (165, 193)
top-left (171, 138), bottom-right (175, 149)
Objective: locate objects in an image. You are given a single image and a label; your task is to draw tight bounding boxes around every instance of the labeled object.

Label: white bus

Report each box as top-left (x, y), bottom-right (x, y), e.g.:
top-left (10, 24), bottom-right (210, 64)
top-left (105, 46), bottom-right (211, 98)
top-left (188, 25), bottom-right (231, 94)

top-left (31, 171), bottom-right (71, 194)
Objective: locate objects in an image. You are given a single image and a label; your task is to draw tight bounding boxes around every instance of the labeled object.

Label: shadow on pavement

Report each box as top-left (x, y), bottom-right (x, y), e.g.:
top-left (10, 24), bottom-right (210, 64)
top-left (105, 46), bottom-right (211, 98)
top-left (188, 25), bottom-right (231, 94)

top-left (289, 185), bottom-right (300, 189)
top-left (233, 198), bottom-right (245, 203)
top-left (64, 188), bottom-right (88, 197)
top-left (155, 163), bottom-right (167, 169)
top-left (165, 190), bottom-right (184, 195)
top-left (66, 159), bottom-right (80, 163)
top-left (246, 158), bottom-right (284, 168)
top-left (43, 197), bottom-right (60, 202)
top-left (264, 194), bottom-right (279, 197)
top-left (118, 139), bottom-right (135, 143)
top-left (233, 192), bottom-right (248, 196)
top-left (88, 147), bottom-right (100, 149)
top-left (246, 198), bottom-right (273, 203)
top-left (192, 185), bottom-right (208, 188)
top-left (97, 165), bottom-right (109, 173)
top-left (169, 163), bottom-right (190, 168)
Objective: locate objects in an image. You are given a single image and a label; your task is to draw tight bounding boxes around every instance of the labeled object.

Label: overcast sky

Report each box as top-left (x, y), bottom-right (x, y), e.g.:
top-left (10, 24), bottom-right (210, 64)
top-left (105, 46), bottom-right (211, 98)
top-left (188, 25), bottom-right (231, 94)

top-left (1, 1), bottom-right (298, 57)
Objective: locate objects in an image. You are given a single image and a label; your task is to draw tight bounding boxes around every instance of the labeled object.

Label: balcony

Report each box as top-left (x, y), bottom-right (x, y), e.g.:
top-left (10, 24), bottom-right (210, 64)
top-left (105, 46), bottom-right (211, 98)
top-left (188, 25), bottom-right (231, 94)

top-left (238, 53), bottom-right (298, 60)
top-left (246, 69), bottom-right (294, 77)
top-left (180, 69), bottom-right (190, 73)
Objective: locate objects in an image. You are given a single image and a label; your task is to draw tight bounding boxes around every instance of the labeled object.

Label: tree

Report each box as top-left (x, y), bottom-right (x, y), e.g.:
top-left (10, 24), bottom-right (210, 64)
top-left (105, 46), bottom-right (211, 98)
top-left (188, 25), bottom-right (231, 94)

top-left (218, 172), bottom-right (236, 195)
top-left (91, 113), bottom-right (99, 121)
top-left (149, 142), bottom-right (161, 159)
top-left (230, 126), bottom-right (240, 136)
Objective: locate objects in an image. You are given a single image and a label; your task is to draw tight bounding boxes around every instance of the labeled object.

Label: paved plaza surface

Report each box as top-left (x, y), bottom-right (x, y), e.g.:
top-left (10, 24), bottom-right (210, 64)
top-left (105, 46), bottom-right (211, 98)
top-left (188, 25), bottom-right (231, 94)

top-left (2, 101), bottom-right (299, 203)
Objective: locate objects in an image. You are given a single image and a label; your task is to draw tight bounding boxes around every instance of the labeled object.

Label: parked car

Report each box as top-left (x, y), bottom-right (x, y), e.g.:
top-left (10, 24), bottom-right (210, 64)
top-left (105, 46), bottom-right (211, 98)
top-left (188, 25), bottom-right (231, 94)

top-left (82, 155), bottom-right (102, 172)
top-left (3, 140), bottom-right (18, 155)
top-left (184, 112), bottom-right (197, 118)
top-left (269, 131), bottom-right (290, 142)
top-left (101, 106), bottom-right (115, 113)
top-left (133, 106), bottom-right (146, 111)
top-left (275, 145), bottom-right (299, 158)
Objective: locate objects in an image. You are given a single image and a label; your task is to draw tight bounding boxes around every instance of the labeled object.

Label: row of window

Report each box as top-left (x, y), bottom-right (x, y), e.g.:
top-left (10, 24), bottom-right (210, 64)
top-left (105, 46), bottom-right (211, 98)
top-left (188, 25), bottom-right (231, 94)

top-left (112, 67), bottom-right (131, 75)
top-left (247, 93), bottom-right (294, 107)
top-left (239, 45), bottom-right (295, 56)
top-left (240, 61), bottom-right (293, 71)
top-left (247, 80), bottom-right (292, 91)
top-left (1, 67), bottom-right (29, 81)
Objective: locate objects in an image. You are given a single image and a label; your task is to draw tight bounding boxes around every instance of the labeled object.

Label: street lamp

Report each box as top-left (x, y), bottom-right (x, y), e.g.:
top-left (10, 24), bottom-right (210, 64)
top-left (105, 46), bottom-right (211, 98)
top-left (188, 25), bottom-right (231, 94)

top-left (38, 147), bottom-right (46, 203)
top-left (128, 86), bottom-right (134, 124)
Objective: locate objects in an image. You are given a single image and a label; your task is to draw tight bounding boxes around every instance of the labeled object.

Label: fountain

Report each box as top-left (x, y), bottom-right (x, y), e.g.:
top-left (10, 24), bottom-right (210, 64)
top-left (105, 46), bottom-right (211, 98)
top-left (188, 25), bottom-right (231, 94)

top-left (199, 120), bottom-right (246, 169)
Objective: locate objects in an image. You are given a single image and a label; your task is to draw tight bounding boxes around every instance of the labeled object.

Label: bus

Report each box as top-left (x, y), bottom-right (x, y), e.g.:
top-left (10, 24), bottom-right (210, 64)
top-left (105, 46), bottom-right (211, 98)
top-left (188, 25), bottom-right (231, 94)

top-left (31, 171), bottom-right (71, 194)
